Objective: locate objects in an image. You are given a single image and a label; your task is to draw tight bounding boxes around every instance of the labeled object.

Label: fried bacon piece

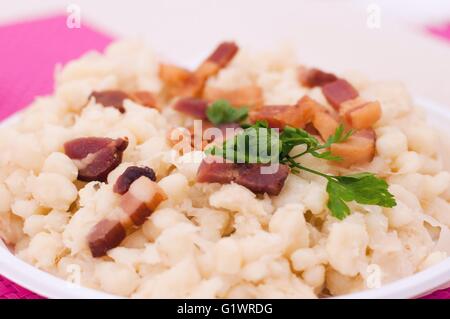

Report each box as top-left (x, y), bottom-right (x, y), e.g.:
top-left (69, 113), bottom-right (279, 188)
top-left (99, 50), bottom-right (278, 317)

top-left (343, 101), bottom-right (381, 130)
top-left (298, 67), bottom-right (338, 88)
top-left (330, 129), bottom-right (376, 167)
top-left (113, 166), bottom-right (156, 195)
top-left (87, 219), bottom-right (126, 258)
top-left (159, 64), bottom-right (203, 98)
top-left (172, 97), bottom-right (209, 119)
top-left (64, 137), bottom-right (128, 182)
top-left (248, 96), bottom-right (319, 129)
top-left (196, 42), bottom-right (239, 79)
top-left (88, 176), bottom-right (167, 257)
top-left (159, 42), bottom-right (239, 99)
top-left (312, 110), bottom-right (340, 141)
top-left (321, 79), bottom-right (359, 110)
top-left (90, 90), bottom-right (159, 112)
top-left (203, 85), bottom-right (263, 108)
top-left (197, 159), bottom-right (290, 195)
top-left (129, 90), bottom-right (159, 109)
top-left (90, 90), bottom-right (129, 113)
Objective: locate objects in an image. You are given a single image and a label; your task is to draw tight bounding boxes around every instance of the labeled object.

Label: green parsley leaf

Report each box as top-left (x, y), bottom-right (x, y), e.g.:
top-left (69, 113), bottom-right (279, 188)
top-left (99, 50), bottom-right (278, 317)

top-left (206, 121), bottom-right (280, 164)
top-left (206, 99), bottom-right (249, 125)
top-left (326, 173), bottom-right (397, 220)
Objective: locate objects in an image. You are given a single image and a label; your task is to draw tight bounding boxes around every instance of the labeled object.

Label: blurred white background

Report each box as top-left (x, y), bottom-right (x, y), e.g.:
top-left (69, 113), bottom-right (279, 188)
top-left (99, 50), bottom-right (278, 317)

top-left (0, 0), bottom-right (449, 104)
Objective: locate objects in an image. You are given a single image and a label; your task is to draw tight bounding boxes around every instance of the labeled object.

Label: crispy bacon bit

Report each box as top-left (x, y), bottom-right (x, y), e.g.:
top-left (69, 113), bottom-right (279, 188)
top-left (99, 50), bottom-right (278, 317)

top-left (196, 42), bottom-right (239, 79)
top-left (298, 67), bottom-right (338, 88)
top-left (87, 219), bottom-right (126, 258)
top-left (321, 79), bottom-right (359, 110)
top-left (159, 63), bottom-right (192, 86)
top-left (160, 43), bottom-right (239, 99)
top-left (344, 101), bottom-right (381, 130)
top-left (203, 85), bottom-right (263, 108)
top-left (88, 177), bottom-right (166, 257)
top-left (90, 90), bottom-right (129, 113)
top-left (249, 96), bottom-right (319, 129)
top-left (129, 91), bottom-right (158, 109)
top-left (159, 64), bottom-right (203, 98)
top-left (206, 42), bottom-right (239, 67)
top-left (173, 97), bottom-right (209, 119)
top-left (197, 159), bottom-right (290, 195)
top-left (312, 111), bottom-right (339, 141)
top-left (64, 137), bottom-right (128, 182)
top-left (330, 129), bottom-right (376, 167)
top-left (119, 177), bottom-right (167, 226)
top-left (113, 166), bottom-right (156, 195)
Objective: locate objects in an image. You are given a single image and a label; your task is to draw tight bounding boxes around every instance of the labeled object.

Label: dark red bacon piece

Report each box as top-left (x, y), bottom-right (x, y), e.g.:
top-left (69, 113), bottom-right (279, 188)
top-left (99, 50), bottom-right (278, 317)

top-left (206, 42), bottom-right (239, 67)
top-left (64, 137), bottom-right (128, 182)
top-left (173, 97), bottom-right (209, 119)
top-left (321, 79), bottom-right (359, 110)
top-left (90, 90), bottom-right (129, 113)
top-left (196, 42), bottom-right (239, 80)
top-left (113, 166), bottom-right (156, 195)
top-left (197, 159), bottom-right (290, 195)
top-left (298, 67), bottom-right (338, 88)
top-left (87, 219), bottom-right (126, 258)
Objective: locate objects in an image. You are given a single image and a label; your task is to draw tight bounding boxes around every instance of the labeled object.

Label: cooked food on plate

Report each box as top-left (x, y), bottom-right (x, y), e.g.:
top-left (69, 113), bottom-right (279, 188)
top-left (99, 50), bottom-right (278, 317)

top-left (0, 40), bottom-right (449, 298)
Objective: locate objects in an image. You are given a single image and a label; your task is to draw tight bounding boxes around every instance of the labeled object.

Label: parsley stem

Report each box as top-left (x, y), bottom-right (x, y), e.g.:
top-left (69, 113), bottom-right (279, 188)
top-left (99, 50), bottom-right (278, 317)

top-left (284, 157), bottom-right (332, 180)
top-left (289, 149), bottom-right (310, 159)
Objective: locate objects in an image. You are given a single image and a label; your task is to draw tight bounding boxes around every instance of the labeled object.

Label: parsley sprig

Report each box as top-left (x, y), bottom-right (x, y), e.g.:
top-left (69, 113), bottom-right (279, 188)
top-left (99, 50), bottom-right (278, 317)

top-left (206, 100), bottom-right (249, 125)
top-left (206, 121), bottom-right (396, 220)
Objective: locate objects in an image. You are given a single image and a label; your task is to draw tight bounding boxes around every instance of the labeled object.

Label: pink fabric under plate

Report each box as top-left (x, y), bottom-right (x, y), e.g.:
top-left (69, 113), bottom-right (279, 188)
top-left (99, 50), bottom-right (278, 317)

top-left (0, 14), bottom-right (448, 299)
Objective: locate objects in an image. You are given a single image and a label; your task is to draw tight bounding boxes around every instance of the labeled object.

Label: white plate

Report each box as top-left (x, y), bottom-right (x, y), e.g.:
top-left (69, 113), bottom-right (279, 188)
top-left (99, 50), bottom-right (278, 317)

top-left (0, 97), bottom-right (449, 299)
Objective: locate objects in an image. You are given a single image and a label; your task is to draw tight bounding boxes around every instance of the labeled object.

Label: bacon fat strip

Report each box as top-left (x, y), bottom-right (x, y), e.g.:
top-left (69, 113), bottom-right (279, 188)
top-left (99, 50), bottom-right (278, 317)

top-left (343, 101), bottom-right (381, 130)
top-left (197, 159), bottom-right (290, 195)
top-left (248, 96), bottom-right (320, 129)
top-left (203, 85), bottom-right (263, 108)
top-left (88, 176), bottom-right (167, 257)
top-left (330, 129), bottom-right (376, 167)
top-left (312, 111), bottom-right (340, 141)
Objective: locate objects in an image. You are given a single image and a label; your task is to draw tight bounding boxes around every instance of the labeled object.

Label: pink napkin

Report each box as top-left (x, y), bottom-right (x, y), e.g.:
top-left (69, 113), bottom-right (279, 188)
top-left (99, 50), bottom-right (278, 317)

top-left (426, 22), bottom-right (450, 43)
top-left (0, 14), bottom-right (113, 120)
top-left (0, 13), bottom-right (112, 299)
top-left (0, 14), bottom-right (448, 299)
